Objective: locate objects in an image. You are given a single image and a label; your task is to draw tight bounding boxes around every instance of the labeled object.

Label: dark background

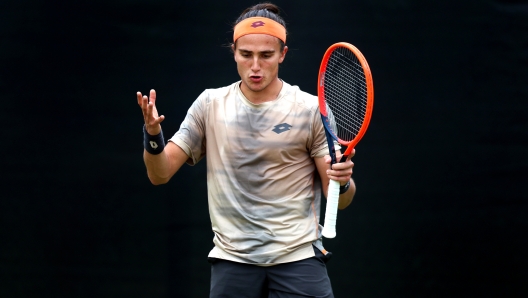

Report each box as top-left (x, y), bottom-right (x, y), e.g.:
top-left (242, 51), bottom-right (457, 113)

top-left (2, 0), bottom-right (527, 297)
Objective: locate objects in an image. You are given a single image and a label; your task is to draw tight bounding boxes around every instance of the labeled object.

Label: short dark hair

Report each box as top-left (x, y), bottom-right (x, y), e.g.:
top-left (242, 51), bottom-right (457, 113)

top-left (232, 2), bottom-right (287, 51)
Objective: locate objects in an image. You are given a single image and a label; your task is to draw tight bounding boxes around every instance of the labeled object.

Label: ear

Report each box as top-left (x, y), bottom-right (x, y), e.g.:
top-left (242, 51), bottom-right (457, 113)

top-left (279, 46), bottom-right (288, 64)
top-left (231, 43), bottom-right (236, 60)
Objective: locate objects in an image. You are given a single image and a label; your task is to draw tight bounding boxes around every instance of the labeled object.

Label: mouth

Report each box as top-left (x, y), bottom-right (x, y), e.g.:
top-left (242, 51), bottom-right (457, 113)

top-left (249, 75), bottom-right (263, 83)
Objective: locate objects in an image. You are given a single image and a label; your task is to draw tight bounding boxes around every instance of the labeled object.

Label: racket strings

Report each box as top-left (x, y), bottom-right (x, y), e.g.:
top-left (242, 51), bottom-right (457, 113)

top-left (324, 48), bottom-right (368, 142)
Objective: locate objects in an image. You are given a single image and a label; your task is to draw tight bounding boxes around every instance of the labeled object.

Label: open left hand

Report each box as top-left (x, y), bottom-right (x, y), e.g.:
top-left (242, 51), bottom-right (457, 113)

top-left (137, 89), bottom-right (165, 135)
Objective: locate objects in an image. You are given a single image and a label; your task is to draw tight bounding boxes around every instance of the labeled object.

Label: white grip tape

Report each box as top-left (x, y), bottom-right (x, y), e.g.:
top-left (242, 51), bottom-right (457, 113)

top-left (322, 179), bottom-right (340, 238)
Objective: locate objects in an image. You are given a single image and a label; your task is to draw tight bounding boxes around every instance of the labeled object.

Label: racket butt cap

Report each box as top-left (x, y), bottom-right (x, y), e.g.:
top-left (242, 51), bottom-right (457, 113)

top-left (322, 229), bottom-right (336, 239)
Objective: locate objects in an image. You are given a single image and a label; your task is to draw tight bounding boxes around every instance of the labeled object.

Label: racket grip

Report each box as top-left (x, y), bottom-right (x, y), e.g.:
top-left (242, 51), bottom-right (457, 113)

top-left (322, 179), bottom-right (340, 238)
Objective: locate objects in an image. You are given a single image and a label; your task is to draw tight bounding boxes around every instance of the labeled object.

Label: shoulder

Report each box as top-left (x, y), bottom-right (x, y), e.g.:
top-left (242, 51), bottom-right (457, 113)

top-left (200, 82), bottom-right (239, 103)
top-left (281, 81), bottom-right (320, 113)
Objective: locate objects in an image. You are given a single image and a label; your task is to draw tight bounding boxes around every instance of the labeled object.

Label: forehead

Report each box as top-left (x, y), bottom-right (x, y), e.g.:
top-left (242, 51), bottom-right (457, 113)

top-left (236, 34), bottom-right (282, 51)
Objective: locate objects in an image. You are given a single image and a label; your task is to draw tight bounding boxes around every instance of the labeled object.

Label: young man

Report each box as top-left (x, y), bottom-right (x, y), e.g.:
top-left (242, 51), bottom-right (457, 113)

top-left (137, 3), bottom-right (356, 297)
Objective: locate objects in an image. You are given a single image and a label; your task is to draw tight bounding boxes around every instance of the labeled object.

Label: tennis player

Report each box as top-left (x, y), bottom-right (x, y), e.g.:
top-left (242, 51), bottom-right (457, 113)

top-left (137, 3), bottom-right (355, 297)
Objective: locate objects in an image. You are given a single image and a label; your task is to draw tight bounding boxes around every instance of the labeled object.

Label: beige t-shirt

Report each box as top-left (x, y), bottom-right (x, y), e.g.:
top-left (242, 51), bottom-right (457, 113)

top-left (169, 81), bottom-right (329, 265)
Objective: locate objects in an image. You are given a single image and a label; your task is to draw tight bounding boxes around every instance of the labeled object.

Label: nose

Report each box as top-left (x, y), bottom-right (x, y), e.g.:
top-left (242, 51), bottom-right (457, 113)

top-left (251, 57), bottom-right (260, 72)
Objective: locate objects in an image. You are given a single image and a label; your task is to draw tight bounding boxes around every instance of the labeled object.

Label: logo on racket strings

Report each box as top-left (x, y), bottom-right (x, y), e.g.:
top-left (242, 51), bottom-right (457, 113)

top-left (272, 123), bottom-right (292, 134)
top-left (251, 21), bottom-right (265, 28)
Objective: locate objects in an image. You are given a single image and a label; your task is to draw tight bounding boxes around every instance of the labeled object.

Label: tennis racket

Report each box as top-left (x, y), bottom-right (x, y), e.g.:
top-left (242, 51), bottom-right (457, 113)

top-left (319, 42), bottom-right (374, 238)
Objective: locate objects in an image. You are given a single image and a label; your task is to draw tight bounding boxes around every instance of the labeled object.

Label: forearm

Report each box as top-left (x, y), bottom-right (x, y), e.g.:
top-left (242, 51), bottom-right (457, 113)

top-left (338, 178), bottom-right (355, 210)
top-left (143, 142), bottom-right (190, 185)
top-left (143, 150), bottom-right (172, 185)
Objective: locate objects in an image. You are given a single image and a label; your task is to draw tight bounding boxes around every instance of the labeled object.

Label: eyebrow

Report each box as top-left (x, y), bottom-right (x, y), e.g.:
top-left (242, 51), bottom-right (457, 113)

top-left (238, 49), bottom-right (276, 54)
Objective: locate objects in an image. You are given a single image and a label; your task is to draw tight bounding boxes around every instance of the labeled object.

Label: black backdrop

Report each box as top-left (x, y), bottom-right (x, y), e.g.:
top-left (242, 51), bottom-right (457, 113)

top-left (2, 0), bottom-right (527, 297)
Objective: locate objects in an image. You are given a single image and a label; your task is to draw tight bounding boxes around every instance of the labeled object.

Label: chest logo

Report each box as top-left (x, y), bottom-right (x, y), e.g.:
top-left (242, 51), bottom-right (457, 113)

top-left (272, 123), bottom-right (292, 134)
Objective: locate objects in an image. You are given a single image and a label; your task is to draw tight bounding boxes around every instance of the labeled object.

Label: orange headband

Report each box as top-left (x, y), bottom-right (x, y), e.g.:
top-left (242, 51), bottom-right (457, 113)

top-left (233, 17), bottom-right (286, 43)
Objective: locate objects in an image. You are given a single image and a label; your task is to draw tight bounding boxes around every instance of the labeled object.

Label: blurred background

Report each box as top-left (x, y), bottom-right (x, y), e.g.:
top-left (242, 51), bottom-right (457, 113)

top-left (1, 0), bottom-right (527, 297)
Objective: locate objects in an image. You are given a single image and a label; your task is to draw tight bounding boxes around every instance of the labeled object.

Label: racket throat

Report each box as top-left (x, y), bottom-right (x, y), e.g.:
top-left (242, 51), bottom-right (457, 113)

top-left (324, 130), bottom-right (338, 167)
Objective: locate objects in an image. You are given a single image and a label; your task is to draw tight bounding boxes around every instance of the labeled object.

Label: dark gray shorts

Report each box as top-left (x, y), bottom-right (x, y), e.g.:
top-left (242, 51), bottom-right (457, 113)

top-left (209, 246), bottom-right (334, 298)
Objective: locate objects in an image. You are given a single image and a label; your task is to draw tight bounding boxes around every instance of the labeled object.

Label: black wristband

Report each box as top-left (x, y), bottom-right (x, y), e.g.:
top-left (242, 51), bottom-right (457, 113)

top-left (143, 125), bottom-right (165, 155)
top-left (339, 180), bottom-right (350, 194)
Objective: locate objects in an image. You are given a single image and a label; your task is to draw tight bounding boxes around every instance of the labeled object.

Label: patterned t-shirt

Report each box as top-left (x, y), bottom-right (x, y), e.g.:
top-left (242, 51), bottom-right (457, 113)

top-left (169, 81), bottom-right (329, 265)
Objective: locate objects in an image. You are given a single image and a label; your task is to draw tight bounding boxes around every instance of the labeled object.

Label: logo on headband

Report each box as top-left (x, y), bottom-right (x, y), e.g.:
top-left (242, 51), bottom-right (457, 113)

top-left (251, 21), bottom-right (265, 28)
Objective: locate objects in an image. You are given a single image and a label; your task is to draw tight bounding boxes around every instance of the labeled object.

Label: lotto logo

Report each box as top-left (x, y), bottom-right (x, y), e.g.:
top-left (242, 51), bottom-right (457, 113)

top-left (251, 21), bottom-right (265, 28)
top-left (272, 123), bottom-right (292, 134)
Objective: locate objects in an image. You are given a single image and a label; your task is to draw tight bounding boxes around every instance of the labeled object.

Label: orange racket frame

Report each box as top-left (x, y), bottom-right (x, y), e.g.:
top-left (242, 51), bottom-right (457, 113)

top-left (318, 42), bottom-right (374, 158)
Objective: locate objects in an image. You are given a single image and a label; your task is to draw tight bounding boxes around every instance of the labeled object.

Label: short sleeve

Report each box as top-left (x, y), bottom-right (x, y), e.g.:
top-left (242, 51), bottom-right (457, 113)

top-left (168, 90), bottom-right (208, 165)
top-left (309, 105), bottom-right (330, 158)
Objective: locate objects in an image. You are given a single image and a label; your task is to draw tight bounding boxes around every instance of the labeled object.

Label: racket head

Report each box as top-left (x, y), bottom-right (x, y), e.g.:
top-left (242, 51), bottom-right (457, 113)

top-left (318, 42), bottom-right (374, 156)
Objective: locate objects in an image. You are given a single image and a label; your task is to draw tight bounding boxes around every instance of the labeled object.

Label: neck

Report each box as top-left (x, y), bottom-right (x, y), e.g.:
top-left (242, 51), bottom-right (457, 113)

top-left (240, 77), bottom-right (283, 104)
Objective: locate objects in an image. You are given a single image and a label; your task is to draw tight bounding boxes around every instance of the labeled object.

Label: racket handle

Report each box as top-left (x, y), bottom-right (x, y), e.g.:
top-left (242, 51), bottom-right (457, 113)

top-left (322, 179), bottom-right (340, 238)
